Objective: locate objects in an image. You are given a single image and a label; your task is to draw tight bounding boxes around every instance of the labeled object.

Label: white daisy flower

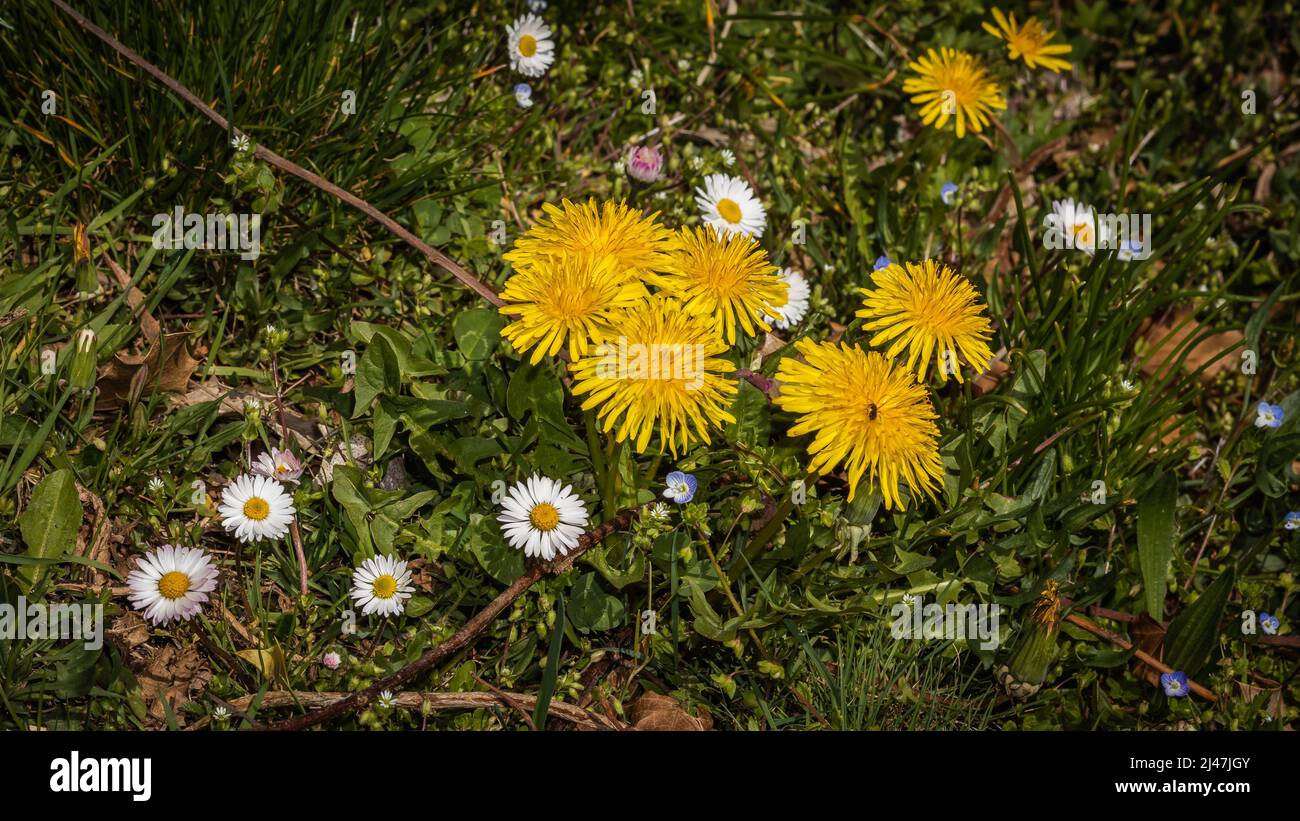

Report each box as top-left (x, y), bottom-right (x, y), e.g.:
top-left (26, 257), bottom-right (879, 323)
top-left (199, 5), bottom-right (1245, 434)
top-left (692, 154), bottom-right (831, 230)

top-left (126, 544), bottom-right (220, 626)
top-left (252, 447), bottom-right (304, 485)
top-left (506, 14), bottom-right (555, 78)
top-left (719, 148), bottom-right (736, 167)
top-left (763, 268), bottom-right (810, 329)
top-left (1047, 198), bottom-right (1097, 255)
top-left (497, 474), bottom-right (589, 561)
top-left (695, 173), bottom-right (767, 238)
top-left (219, 474), bottom-right (295, 542)
top-left (350, 554), bottom-right (415, 617)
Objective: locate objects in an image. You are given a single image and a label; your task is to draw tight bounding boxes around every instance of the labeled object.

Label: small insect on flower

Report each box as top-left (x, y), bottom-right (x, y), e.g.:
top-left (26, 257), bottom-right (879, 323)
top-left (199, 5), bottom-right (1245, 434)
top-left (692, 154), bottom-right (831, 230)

top-left (127, 544), bottom-right (220, 626)
top-left (626, 144), bottom-right (664, 183)
top-left (983, 9), bottom-right (1073, 73)
top-left (376, 690), bottom-right (397, 710)
top-left (497, 475), bottom-right (590, 561)
top-left (252, 447), bottom-right (305, 485)
top-left (322, 651), bottom-right (342, 670)
top-left (856, 259), bottom-right (995, 384)
top-left (695, 173), bottom-right (767, 238)
top-left (940, 182), bottom-right (958, 206)
top-left (873, 255), bottom-right (892, 271)
top-left (775, 339), bottom-right (943, 509)
top-left (763, 268), bottom-right (811, 330)
top-left (514, 83), bottom-right (534, 108)
top-left (350, 554), bottom-right (415, 617)
top-left (1285, 512), bottom-right (1300, 531)
top-left (903, 48), bottom-right (1006, 138)
top-left (1259, 612), bottom-right (1280, 635)
top-left (1254, 401), bottom-right (1284, 429)
top-left (219, 474), bottom-right (296, 542)
top-left (663, 471), bottom-right (698, 504)
top-left (506, 14), bottom-right (555, 78)
top-left (1160, 670), bottom-right (1189, 698)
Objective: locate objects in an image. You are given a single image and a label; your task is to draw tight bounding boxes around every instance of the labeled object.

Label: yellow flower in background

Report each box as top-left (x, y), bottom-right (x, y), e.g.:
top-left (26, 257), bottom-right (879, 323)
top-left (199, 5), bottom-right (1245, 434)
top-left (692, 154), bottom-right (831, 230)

top-left (569, 295), bottom-right (737, 455)
top-left (498, 253), bottom-right (646, 364)
top-left (504, 199), bottom-right (673, 280)
top-left (983, 9), bottom-right (1073, 73)
top-left (775, 339), bottom-right (942, 508)
top-left (856, 259), bottom-right (994, 384)
top-left (903, 48), bottom-right (1006, 138)
top-left (654, 226), bottom-right (786, 344)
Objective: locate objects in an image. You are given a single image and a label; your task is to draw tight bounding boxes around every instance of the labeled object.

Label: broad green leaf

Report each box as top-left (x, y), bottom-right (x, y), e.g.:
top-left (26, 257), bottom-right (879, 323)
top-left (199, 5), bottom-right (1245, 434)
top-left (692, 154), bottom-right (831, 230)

top-left (1137, 470), bottom-right (1178, 621)
top-left (453, 307), bottom-right (506, 361)
top-left (19, 469), bottom-right (83, 591)
top-left (568, 572), bottom-right (626, 630)
top-left (1164, 568), bottom-right (1234, 677)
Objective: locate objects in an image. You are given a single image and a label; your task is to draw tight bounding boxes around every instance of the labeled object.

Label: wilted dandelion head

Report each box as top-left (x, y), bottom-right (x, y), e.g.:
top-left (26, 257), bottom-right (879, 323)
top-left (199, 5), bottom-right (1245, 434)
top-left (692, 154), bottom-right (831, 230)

top-left (903, 48), bottom-right (1006, 138)
top-left (983, 9), bottom-right (1073, 73)
top-left (856, 259), bottom-right (994, 384)
top-left (774, 338), bottom-right (942, 509)
top-left (654, 226), bottom-right (786, 344)
top-left (569, 296), bottom-right (737, 455)
top-left (504, 199), bottom-right (673, 280)
top-left (498, 253), bottom-right (647, 364)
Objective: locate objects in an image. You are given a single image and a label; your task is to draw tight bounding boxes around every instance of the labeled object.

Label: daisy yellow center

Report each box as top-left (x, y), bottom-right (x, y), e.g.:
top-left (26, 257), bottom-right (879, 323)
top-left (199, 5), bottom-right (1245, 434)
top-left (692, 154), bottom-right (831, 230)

top-left (371, 574), bottom-right (398, 599)
top-left (243, 497), bottom-right (270, 521)
top-left (529, 502), bottom-right (560, 531)
top-left (158, 571), bottom-right (190, 600)
top-left (275, 464), bottom-right (289, 474)
top-left (717, 198), bottom-right (743, 224)
top-left (518, 34), bottom-right (537, 57)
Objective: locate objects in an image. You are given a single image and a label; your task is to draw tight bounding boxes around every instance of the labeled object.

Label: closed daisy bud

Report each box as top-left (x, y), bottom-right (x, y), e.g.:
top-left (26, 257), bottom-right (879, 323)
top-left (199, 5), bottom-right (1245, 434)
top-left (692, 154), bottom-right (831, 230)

top-left (626, 144), bottom-right (664, 183)
top-left (68, 328), bottom-right (97, 391)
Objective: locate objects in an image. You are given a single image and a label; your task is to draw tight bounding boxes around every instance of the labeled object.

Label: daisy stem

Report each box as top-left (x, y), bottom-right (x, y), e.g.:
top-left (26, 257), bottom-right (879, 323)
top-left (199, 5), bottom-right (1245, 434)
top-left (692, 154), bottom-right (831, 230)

top-left (271, 351), bottom-right (309, 597)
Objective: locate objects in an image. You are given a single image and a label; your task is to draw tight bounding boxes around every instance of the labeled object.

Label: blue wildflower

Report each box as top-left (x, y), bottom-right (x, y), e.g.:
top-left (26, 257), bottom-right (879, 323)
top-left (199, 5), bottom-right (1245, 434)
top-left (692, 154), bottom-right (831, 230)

top-left (663, 471), bottom-right (698, 505)
top-left (1254, 401), bottom-right (1284, 429)
top-left (1259, 612), bottom-right (1280, 635)
top-left (1285, 511), bottom-right (1300, 531)
top-left (873, 255), bottom-right (891, 271)
top-left (940, 182), bottom-right (958, 206)
top-left (1160, 670), bottom-right (1189, 698)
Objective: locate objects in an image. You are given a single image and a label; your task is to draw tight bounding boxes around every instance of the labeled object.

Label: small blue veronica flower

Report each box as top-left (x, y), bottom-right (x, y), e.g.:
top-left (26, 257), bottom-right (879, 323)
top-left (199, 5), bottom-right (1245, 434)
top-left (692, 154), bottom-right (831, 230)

top-left (1160, 670), bottom-right (1189, 698)
top-left (1285, 511), bottom-right (1300, 531)
top-left (1259, 612), bottom-right (1280, 635)
top-left (873, 255), bottom-right (891, 271)
top-left (514, 83), bottom-right (533, 108)
top-left (940, 182), bottom-right (958, 206)
top-left (1254, 401), bottom-right (1284, 429)
top-left (1118, 239), bottom-right (1143, 262)
top-left (663, 471), bottom-right (698, 505)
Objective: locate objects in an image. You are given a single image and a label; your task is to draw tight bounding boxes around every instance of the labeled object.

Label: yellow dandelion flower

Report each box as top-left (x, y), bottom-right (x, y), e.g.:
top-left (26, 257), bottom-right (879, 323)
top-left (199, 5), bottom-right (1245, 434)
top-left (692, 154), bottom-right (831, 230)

top-left (903, 48), bottom-right (1007, 138)
top-left (504, 199), bottom-right (673, 279)
top-left (856, 259), bottom-right (995, 384)
top-left (498, 253), bottom-right (647, 364)
top-left (775, 338), bottom-right (942, 508)
top-left (983, 9), bottom-right (1073, 73)
top-left (654, 226), bottom-right (787, 344)
top-left (569, 295), bottom-right (737, 455)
